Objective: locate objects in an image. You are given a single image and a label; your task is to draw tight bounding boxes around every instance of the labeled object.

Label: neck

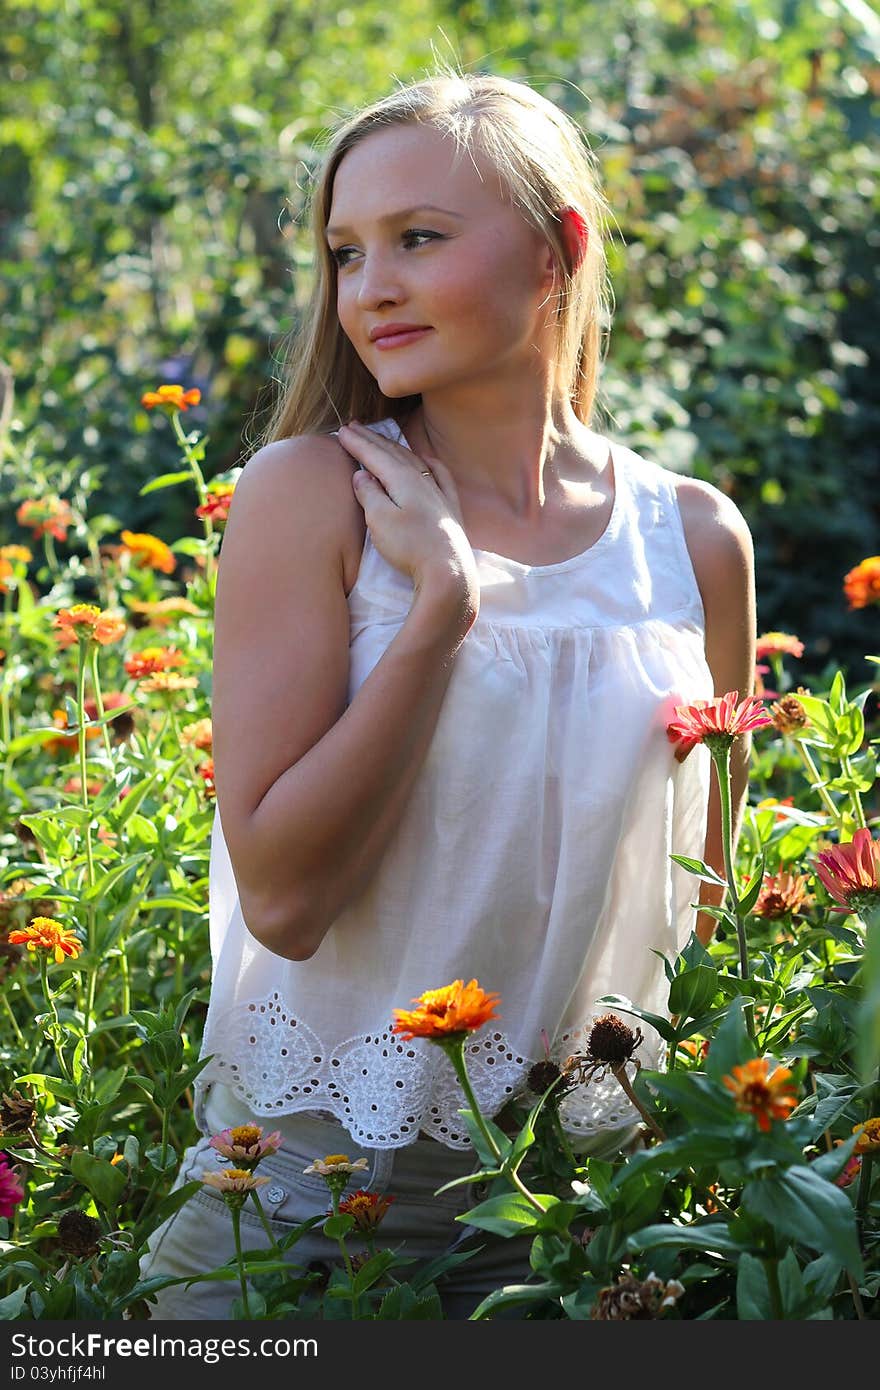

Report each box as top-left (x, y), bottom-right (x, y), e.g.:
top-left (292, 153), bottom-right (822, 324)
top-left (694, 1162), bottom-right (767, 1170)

top-left (403, 389), bottom-right (604, 522)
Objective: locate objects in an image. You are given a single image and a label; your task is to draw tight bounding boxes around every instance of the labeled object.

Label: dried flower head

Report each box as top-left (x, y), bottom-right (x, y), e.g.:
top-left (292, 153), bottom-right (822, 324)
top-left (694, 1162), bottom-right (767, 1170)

top-left (770, 693), bottom-right (810, 736)
top-left (0, 1089), bottom-right (36, 1136)
top-left (592, 1271), bottom-right (685, 1320)
top-left (561, 1014), bottom-right (644, 1087)
top-left (57, 1209), bottom-right (102, 1259)
top-left (527, 1059), bottom-right (565, 1095)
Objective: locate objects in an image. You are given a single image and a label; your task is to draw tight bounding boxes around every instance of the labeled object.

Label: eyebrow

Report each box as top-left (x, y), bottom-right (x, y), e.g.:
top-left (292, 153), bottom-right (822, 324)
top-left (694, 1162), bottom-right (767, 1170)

top-left (325, 204), bottom-right (465, 238)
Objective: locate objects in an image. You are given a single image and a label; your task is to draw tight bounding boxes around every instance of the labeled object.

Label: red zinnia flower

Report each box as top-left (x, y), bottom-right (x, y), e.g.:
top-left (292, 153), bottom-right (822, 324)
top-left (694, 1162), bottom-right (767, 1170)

top-left (814, 829), bottom-right (880, 914)
top-left (666, 690), bottom-right (773, 762)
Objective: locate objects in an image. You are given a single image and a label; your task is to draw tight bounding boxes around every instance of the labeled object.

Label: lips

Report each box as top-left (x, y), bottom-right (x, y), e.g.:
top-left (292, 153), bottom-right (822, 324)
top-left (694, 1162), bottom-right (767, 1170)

top-left (369, 324), bottom-right (432, 343)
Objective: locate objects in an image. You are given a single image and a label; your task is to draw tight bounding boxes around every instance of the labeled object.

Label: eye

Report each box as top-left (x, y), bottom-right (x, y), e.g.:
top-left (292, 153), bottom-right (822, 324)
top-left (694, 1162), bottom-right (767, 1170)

top-left (329, 229), bottom-right (441, 268)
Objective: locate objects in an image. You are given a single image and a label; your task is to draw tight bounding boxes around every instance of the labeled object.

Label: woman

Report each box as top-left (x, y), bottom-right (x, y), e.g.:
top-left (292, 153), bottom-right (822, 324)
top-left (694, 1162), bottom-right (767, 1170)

top-left (140, 68), bottom-right (755, 1319)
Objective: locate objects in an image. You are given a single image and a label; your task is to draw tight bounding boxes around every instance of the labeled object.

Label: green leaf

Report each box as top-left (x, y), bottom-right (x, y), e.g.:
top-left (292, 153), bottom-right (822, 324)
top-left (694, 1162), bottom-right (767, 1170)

top-left (14, 1072), bottom-right (78, 1103)
top-left (668, 965), bottom-right (719, 1019)
top-left (736, 1252), bottom-right (773, 1319)
top-left (742, 1167), bottom-right (863, 1276)
top-left (70, 1151), bottom-right (127, 1212)
top-left (457, 1191), bottom-right (556, 1237)
top-left (322, 1213), bottom-right (355, 1240)
top-left (643, 1070), bottom-right (736, 1128)
top-left (139, 469), bottom-right (193, 494)
top-left (624, 1221), bottom-right (741, 1259)
top-left (669, 854), bottom-right (728, 887)
top-left (704, 1000), bottom-right (754, 1084)
top-left (739, 854), bottom-right (766, 916)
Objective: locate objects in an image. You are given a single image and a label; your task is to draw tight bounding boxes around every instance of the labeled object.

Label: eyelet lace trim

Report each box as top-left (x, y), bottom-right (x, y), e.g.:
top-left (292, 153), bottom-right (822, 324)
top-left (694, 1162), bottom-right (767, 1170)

top-left (196, 992), bottom-right (660, 1151)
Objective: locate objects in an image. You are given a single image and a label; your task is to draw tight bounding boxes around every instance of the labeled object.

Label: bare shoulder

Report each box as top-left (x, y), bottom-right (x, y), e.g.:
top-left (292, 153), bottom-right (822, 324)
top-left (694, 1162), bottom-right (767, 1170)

top-left (235, 433), bottom-right (366, 595)
top-left (673, 474), bottom-right (754, 608)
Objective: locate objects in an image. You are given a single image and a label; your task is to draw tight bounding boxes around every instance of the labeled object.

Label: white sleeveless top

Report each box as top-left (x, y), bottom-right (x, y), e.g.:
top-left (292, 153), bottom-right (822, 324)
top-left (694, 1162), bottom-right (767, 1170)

top-left (194, 418), bottom-right (714, 1151)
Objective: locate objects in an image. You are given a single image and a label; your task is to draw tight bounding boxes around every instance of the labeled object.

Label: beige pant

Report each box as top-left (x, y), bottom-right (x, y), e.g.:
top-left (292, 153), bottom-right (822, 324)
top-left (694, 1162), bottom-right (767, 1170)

top-left (139, 1110), bottom-right (636, 1320)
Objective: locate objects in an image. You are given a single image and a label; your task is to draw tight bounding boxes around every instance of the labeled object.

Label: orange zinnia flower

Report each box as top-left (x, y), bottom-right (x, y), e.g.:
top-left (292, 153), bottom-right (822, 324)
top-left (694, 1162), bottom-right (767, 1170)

top-left (0, 545), bottom-right (32, 564)
top-left (843, 556), bottom-right (880, 610)
top-left (8, 917), bottom-right (83, 965)
top-left (52, 604), bottom-right (126, 648)
top-left (722, 1057), bottom-right (798, 1132)
top-left (126, 596), bottom-right (202, 629)
top-left (141, 384), bottom-right (201, 413)
top-left (137, 672), bottom-right (198, 694)
top-left (16, 497), bottom-right (74, 542)
top-left (666, 690), bottom-right (773, 762)
top-left (391, 979), bottom-right (500, 1042)
top-left (0, 558), bottom-right (14, 594)
top-left (181, 718), bottom-right (212, 750)
top-left (752, 869), bottom-right (810, 920)
top-left (852, 1117), bottom-right (880, 1156)
top-left (755, 632), bottom-right (804, 661)
top-left (123, 646), bottom-right (186, 679)
top-left (195, 482), bottom-right (235, 526)
top-left (118, 530), bottom-right (176, 575)
top-left (814, 828), bottom-right (880, 914)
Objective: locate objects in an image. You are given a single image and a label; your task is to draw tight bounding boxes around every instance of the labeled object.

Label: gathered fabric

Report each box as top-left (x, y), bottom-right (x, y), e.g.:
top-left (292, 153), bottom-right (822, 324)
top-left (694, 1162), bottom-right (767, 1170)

top-left (195, 418), bottom-right (714, 1150)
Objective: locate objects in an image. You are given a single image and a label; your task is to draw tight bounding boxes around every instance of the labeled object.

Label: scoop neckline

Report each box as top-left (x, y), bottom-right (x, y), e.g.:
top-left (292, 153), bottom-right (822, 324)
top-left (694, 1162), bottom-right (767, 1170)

top-left (388, 419), bottom-right (625, 575)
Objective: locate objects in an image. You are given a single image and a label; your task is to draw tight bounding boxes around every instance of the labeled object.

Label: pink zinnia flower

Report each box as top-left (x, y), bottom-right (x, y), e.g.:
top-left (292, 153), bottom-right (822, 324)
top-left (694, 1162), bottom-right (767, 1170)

top-left (814, 828), bottom-right (880, 914)
top-left (755, 632), bottom-right (804, 661)
top-left (209, 1124), bottom-right (282, 1167)
top-left (0, 1153), bottom-right (25, 1218)
top-left (666, 690), bottom-right (773, 762)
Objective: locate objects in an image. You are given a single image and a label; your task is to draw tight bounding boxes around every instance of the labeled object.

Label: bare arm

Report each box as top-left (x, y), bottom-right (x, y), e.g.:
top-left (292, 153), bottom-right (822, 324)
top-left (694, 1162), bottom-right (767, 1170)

top-left (212, 435), bottom-right (478, 962)
top-left (677, 479), bottom-right (757, 947)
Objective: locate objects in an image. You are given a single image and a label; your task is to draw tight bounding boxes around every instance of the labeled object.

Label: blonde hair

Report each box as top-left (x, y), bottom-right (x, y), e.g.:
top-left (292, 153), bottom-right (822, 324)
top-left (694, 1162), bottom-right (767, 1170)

top-left (257, 66), bottom-right (614, 447)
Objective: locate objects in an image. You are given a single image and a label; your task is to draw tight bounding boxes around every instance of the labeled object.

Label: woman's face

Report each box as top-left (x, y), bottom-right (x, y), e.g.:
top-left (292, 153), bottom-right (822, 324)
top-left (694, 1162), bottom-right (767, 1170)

top-left (326, 123), bottom-right (557, 399)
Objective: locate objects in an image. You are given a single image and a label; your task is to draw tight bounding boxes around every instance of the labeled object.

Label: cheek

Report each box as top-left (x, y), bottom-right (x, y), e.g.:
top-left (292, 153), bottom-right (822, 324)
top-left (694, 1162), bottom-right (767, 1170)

top-left (439, 247), bottom-right (540, 340)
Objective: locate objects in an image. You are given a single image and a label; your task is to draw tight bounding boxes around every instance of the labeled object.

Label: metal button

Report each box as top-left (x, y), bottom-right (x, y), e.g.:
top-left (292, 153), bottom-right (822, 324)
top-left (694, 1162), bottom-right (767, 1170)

top-left (266, 1185), bottom-right (285, 1204)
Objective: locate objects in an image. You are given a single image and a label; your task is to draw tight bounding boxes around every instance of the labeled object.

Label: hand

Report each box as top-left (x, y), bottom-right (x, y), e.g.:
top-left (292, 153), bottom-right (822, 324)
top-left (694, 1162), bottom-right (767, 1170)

top-left (337, 421), bottom-right (480, 609)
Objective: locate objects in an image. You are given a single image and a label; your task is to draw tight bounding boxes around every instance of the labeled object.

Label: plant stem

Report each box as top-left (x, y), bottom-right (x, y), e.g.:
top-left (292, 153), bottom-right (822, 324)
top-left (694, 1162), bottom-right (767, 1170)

top-left (230, 1204), bottom-right (252, 1318)
top-left (792, 738), bottom-right (841, 827)
top-left (709, 744), bottom-right (756, 1041)
top-left (610, 1063), bottom-right (667, 1143)
top-left (248, 1190), bottom-right (284, 1259)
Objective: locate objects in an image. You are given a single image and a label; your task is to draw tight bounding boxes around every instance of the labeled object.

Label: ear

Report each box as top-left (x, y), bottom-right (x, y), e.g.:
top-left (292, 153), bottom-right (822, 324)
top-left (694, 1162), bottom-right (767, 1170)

top-left (558, 206), bottom-right (589, 275)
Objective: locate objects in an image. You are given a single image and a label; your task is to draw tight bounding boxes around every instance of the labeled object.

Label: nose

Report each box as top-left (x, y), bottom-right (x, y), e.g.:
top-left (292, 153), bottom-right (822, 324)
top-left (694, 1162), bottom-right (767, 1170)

top-left (354, 252), bottom-right (404, 311)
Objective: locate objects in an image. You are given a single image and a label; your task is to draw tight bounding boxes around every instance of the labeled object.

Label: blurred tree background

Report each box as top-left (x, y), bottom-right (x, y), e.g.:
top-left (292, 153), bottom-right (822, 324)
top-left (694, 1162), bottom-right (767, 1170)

top-left (1, 0), bottom-right (877, 682)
